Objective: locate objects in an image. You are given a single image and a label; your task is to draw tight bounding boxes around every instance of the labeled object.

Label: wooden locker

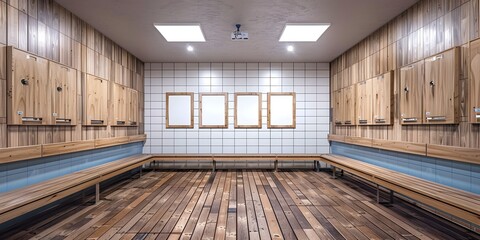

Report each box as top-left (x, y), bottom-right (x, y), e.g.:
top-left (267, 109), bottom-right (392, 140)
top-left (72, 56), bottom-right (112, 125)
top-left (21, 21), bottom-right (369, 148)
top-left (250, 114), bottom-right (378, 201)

top-left (343, 84), bottom-right (356, 125)
top-left (400, 60), bottom-right (424, 125)
top-left (128, 89), bottom-right (138, 126)
top-left (470, 39), bottom-right (480, 123)
top-left (424, 47), bottom-right (460, 124)
top-left (84, 74), bottom-right (108, 126)
top-left (49, 61), bottom-right (77, 125)
top-left (333, 89), bottom-right (343, 125)
top-left (356, 79), bottom-right (373, 125)
top-left (372, 71), bottom-right (393, 125)
top-left (7, 47), bottom-right (49, 125)
top-left (111, 83), bottom-right (127, 126)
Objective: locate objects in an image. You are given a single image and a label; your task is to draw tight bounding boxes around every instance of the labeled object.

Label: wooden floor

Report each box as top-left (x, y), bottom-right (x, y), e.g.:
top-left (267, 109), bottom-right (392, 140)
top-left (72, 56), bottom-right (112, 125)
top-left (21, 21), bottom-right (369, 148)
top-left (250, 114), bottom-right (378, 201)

top-left (1, 170), bottom-right (479, 240)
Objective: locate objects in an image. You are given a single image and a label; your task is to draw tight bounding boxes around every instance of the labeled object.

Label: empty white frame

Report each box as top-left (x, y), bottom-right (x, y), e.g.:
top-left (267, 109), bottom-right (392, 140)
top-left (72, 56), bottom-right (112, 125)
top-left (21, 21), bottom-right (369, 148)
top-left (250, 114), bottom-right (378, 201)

top-left (268, 92), bottom-right (296, 128)
top-left (199, 93), bottom-right (228, 128)
top-left (166, 92), bottom-right (194, 128)
top-left (235, 93), bottom-right (262, 128)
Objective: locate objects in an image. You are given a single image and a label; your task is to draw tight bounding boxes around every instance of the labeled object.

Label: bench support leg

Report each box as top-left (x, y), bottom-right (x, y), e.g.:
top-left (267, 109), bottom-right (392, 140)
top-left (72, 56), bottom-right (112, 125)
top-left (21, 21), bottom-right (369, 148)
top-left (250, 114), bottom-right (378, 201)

top-left (140, 167), bottom-right (143, 177)
top-left (212, 160), bottom-right (216, 172)
top-left (95, 183), bottom-right (100, 204)
top-left (274, 160), bottom-right (278, 172)
top-left (376, 184), bottom-right (394, 204)
top-left (331, 166), bottom-right (337, 179)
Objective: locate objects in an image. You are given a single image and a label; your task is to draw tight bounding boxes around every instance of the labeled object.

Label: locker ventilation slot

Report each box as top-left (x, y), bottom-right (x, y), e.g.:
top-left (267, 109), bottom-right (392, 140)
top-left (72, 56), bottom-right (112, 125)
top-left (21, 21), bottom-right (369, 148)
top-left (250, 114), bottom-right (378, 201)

top-left (426, 116), bottom-right (446, 121)
top-left (359, 120), bottom-right (368, 124)
top-left (375, 119), bottom-right (386, 124)
top-left (22, 117), bottom-right (42, 122)
top-left (116, 121), bottom-right (126, 125)
top-left (344, 121), bottom-right (352, 125)
top-left (402, 118), bottom-right (418, 122)
top-left (56, 118), bottom-right (71, 123)
top-left (91, 120), bottom-right (104, 125)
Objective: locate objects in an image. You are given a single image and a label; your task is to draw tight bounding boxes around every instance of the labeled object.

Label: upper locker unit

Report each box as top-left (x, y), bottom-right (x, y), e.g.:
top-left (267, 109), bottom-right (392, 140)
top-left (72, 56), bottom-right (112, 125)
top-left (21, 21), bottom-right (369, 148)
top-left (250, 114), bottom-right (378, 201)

top-left (424, 47), bottom-right (460, 124)
top-left (343, 84), bottom-right (356, 125)
top-left (333, 89), bottom-right (343, 125)
top-left (372, 71), bottom-right (393, 125)
top-left (7, 47), bottom-right (50, 125)
top-left (84, 74), bottom-right (109, 126)
top-left (470, 39), bottom-right (480, 123)
top-left (111, 83), bottom-right (128, 126)
top-left (356, 79), bottom-right (373, 125)
top-left (49, 62), bottom-right (77, 125)
top-left (400, 60), bottom-right (425, 125)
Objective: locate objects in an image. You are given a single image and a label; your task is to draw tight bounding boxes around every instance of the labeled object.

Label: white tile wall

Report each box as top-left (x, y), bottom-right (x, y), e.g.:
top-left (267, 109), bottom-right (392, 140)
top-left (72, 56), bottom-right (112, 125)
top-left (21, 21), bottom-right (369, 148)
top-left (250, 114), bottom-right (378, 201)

top-left (143, 62), bottom-right (330, 155)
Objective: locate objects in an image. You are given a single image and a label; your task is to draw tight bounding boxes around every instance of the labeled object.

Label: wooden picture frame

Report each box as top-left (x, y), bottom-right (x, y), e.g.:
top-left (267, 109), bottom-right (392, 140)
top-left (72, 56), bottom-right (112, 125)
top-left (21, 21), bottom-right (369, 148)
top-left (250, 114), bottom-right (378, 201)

top-left (166, 92), bottom-right (194, 128)
top-left (267, 92), bottom-right (296, 128)
top-left (199, 93), bottom-right (228, 128)
top-left (234, 93), bottom-right (262, 128)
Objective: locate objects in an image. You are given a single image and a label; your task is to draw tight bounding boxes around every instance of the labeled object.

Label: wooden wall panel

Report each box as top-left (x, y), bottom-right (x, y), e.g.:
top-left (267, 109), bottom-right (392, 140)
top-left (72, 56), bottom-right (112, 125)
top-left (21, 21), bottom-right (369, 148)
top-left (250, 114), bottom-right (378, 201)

top-left (331, 0), bottom-right (480, 148)
top-left (0, 0), bottom-right (144, 148)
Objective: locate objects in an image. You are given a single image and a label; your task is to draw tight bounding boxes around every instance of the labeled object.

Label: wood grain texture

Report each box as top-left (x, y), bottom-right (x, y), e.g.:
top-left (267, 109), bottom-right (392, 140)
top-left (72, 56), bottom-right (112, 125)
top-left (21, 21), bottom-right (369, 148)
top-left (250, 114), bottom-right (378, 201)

top-left (372, 71), bottom-right (394, 125)
top-left (470, 38), bottom-right (480, 123)
top-left (400, 60), bottom-right (425, 124)
top-left (372, 138), bottom-right (426, 155)
top-left (356, 79), bottom-right (373, 125)
top-left (427, 144), bottom-right (480, 164)
top-left (0, 144), bottom-right (41, 163)
top-left (84, 74), bottom-right (108, 126)
top-left (42, 139), bottom-right (94, 157)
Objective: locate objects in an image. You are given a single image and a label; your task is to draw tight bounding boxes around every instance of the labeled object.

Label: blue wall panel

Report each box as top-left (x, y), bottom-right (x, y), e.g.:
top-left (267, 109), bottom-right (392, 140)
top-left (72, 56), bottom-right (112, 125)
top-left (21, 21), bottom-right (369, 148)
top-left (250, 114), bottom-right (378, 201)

top-left (0, 142), bottom-right (144, 193)
top-left (331, 142), bottom-right (480, 194)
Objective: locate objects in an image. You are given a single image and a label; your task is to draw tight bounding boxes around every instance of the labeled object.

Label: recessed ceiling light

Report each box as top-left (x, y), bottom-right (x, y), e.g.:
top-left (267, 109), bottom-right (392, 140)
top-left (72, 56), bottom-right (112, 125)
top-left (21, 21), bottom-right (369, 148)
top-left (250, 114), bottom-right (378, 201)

top-left (187, 45), bottom-right (194, 52)
top-left (279, 23), bottom-right (330, 42)
top-left (287, 45), bottom-right (294, 52)
top-left (154, 24), bottom-right (206, 42)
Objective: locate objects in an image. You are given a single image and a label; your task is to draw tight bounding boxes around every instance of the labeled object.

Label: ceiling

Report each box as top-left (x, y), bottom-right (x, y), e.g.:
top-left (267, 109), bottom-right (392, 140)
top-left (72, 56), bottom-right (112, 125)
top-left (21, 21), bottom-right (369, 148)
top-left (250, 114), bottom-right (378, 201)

top-left (56, 0), bottom-right (418, 63)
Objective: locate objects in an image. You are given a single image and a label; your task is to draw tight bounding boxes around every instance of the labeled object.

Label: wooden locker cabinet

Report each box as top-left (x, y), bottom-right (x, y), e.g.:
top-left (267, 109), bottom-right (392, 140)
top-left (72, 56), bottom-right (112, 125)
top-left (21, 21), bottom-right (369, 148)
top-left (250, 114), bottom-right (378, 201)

top-left (356, 79), bottom-right (373, 125)
top-left (84, 74), bottom-right (109, 126)
top-left (7, 47), bottom-right (50, 125)
top-left (424, 47), bottom-right (460, 124)
top-left (400, 60), bottom-right (424, 125)
top-left (372, 71), bottom-right (393, 125)
top-left (333, 89), bottom-right (343, 125)
top-left (470, 39), bottom-right (480, 123)
top-left (49, 62), bottom-right (77, 125)
top-left (111, 83), bottom-right (128, 126)
top-left (128, 89), bottom-right (139, 126)
top-left (343, 84), bottom-right (356, 125)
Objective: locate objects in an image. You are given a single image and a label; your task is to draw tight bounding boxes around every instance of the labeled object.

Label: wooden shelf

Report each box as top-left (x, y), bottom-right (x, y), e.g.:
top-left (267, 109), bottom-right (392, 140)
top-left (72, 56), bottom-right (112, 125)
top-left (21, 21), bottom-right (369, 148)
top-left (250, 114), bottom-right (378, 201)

top-left (0, 134), bottom-right (147, 165)
top-left (328, 134), bottom-right (480, 165)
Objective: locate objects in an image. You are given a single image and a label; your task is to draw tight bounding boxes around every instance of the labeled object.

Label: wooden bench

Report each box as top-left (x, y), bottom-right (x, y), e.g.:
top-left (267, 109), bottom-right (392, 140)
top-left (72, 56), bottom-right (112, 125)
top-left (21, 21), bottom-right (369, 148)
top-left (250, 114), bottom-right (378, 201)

top-left (150, 154), bottom-right (323, 171)
top-left (320, 154), bottom-right (480, 226)
top-left (0, 154), bottom-right (153, 225)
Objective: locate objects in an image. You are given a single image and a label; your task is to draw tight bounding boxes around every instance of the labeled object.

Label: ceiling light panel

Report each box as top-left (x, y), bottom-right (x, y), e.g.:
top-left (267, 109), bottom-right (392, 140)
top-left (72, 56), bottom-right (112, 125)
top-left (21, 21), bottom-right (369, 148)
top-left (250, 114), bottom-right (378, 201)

top-left (279, 24), bottom-right (330, 42)
top-left (154, 24), bottom-right (206, 42)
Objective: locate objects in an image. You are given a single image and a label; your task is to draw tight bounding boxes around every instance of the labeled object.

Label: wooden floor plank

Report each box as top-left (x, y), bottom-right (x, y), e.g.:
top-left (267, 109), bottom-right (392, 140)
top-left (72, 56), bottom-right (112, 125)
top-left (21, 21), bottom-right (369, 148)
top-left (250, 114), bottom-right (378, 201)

top-left (1, 170), bottom-right (477, 240)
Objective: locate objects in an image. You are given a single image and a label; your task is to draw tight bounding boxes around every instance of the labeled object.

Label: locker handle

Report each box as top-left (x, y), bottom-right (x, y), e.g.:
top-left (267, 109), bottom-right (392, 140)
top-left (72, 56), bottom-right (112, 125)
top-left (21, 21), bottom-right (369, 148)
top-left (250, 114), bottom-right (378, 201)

top-left (476, 114), bottom-right (480, 119)
top-left (57, 86), bottom-right (63, 92)
top-left (429, 81), bottom-right (435, 87)
top-left (56, 118), bottom-right (72, 123)
top-left (375, 119), bottom-right (386, 123)
top-left (91, 120), bottom-right (104, 125)
top-left (61, 66), bottom-right (70, 71)
top-left (426, 116), bottom-right (446, 121)
top-left (359, 120), bottom-right (368, 124)
top-left (129, 121), bottom-right (137, 126)
top-left (432, 54), bottom-right (443, 61)
top-left (344, 120), bottom-right (352, 125)
top-left (22, 117), bottom-right (42, 122)
top-left (402, 117), bottom-right (418, 122)
top-left (26, 55), bottom-right (37, 61)
top-left (335, 121), bottom-right (342, 125)
top-left (116, 121), bottom-right (126, 125)
top-left (404, 87), bottom-right (409, 93)
top-left (21, 79), bottom-right (29, 85)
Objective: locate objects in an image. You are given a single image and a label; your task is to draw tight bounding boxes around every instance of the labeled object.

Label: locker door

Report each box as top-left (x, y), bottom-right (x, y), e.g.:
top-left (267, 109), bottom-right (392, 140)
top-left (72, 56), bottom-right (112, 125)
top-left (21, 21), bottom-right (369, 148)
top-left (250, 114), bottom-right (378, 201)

top-left (34, 57), bottom-right (50, 124)
top-left (111, 83), bottom-right (127, 126)
top-left (356, 79), bottom-right (373, 125)
top-left (129, 89), bottom-right (138, 126)
top-left (400, 60), bottom-right (424, 124)
top-left (85, 74), bottom-right (108, 125)
top-left (470, 39), bottom-right (480, 123)
top-left (372, 71), bottom-right (393, 125)
top-left (424, 48), bottom-right (459, 124)
top-left (333, 89), bottom-right (343, 125)
top-left (50, 62), bottom-right (77, 125)
top-left (343, 85), bottom-right (356, 125)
